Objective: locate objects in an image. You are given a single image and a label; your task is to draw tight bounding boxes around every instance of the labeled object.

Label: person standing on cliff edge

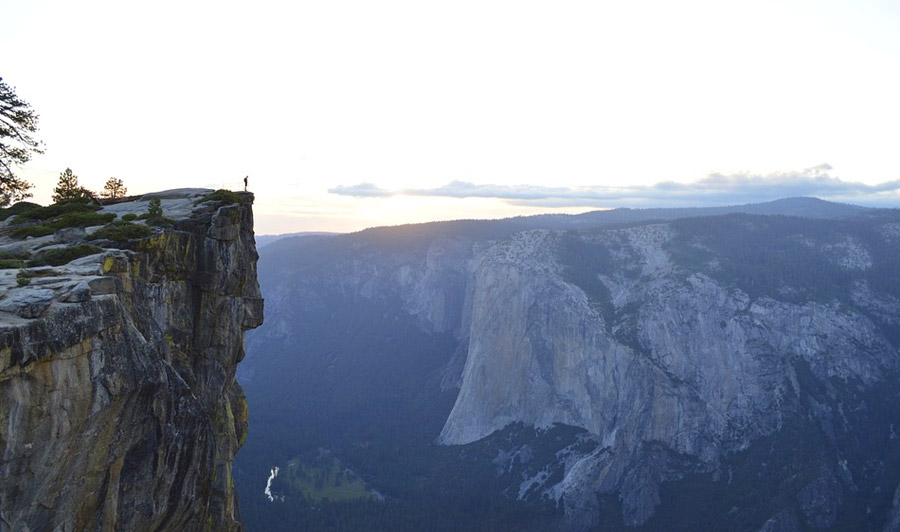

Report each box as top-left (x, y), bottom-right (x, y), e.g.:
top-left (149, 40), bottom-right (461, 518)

top-left (244, 176), bottom-right (248, 191)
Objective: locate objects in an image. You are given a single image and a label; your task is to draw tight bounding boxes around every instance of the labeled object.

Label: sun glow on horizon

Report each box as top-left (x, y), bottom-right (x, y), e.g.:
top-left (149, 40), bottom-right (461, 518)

top-left (3, 0), bottom-right (900, 232)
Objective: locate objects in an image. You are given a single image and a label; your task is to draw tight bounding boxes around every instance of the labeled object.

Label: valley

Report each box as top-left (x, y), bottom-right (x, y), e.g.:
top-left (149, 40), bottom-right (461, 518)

top-left (235, 199), bottom-right (900, 531)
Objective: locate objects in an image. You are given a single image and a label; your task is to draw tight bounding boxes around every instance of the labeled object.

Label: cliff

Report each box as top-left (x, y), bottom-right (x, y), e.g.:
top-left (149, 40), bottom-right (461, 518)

top-left (438, 221), bottom-right (900, 528)
top-left (238, 204), bottom-right (900, 531)
top-left (0, 189), bottom-right (263, 531)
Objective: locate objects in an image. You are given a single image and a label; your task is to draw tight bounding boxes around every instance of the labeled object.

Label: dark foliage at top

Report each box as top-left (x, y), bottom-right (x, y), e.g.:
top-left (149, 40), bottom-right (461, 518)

top-left (0, 77), bottom-right (42, 207)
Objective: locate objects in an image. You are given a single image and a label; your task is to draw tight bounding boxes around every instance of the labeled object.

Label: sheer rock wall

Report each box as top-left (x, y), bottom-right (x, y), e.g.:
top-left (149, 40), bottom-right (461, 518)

top-left (0, 191), bottom-right (263, 531)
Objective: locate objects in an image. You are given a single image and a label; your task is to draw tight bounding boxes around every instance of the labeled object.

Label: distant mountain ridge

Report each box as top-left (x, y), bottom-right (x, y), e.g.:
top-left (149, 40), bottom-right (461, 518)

top-left (257, 197), bottom-right (870, 251)
top-left (518, 196), bottom-right (870, 230)
top-left (254, 231), bottom-right (336, 248)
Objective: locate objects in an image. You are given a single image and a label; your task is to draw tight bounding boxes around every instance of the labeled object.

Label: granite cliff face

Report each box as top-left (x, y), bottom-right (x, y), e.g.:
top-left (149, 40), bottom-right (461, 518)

top-left (0, 190), bottom-right (262, 531)
top-left (439, 221), bottom-right (900, 529)
top-left (238, 201), bottom-right (900, 531)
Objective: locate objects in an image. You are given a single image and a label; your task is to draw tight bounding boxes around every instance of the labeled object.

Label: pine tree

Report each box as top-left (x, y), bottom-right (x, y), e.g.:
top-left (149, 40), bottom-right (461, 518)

top-left (0, 78), bottom-right (43, 206)
top-left (52, 168), bottom-right (88, 203)
top-left (101, 177), bottom-right (127, 199)
top-left (146, 197), bottom-right (163, 220)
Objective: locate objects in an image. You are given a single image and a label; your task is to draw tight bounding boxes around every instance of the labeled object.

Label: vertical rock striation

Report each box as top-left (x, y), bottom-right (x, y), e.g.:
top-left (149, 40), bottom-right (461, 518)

top-left (0, 190), bottom-right (263, 531)
top-left (437, 220), bottom-right (900, 528)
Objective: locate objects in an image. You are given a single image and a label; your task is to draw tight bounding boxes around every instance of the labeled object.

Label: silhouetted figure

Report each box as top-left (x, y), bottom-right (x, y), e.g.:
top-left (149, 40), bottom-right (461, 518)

top-left (244, 176), bottom-right (248, 192)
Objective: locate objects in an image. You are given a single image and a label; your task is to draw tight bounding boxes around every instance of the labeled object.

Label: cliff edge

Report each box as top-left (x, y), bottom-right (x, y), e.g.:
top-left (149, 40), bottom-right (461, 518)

top-left (0, 189), bottom-right (263, 531)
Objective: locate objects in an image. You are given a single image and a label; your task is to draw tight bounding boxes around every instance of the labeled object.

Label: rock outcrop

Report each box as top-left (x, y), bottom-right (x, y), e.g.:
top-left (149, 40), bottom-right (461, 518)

top-left (0, 190), bottom-right (263, 531)
top-left (435, 217), bottom-right (900, 528)
top-left (437, 221), bottom-right (898, 527)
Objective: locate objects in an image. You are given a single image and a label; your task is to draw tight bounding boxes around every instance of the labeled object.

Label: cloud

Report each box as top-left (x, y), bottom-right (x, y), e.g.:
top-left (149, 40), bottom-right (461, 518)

top-left (326, 182), bottom-right (393, 197)
top-left (328, 166), bottom-right (900, 208)
top-left (406, 180), bottom-right (575, 200)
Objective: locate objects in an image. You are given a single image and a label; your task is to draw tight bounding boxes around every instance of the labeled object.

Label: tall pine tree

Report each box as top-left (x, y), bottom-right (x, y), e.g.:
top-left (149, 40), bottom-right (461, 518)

top-left (0, 78), bottom-right (42, 206)
top-left (52, 168), bottom-right (88, 202)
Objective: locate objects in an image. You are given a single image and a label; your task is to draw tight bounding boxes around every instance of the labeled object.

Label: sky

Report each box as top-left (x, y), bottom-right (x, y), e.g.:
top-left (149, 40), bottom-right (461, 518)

top-left (2, 0), bottom-right (900, 234)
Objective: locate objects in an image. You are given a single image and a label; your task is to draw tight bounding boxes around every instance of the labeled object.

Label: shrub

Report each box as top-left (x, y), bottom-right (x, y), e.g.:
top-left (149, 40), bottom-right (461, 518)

top-left (194, 189), bottom-right (241, 206)
top-left (136, 213), bottom-right (175, 226)
top-left (15, 267), bottom-right (59, 285)
top-left (27, 245), bottom-right (102, 267)
top-left (9, 211), bottom-right (116, 240)
top-left (11, 198), bottom-right (99, 224)
top-left (0, 251), bottom-right (30, 260)
top-left (10, 225), bottom-right (54, 239)
top-left (146, 216), bottom-right (175, 227)
top-left (0, 250), bottom-right (29, 268)
top-left (89, 221), bottom-right (152, 242)
top-left (122, 213), bottom-right (138, 222)
top-left (0, 201), bottom-right (41, 221)
top-left (0, 259), bottom-right (25, 269)
top-left (49, 211), bottom-right (116, 229)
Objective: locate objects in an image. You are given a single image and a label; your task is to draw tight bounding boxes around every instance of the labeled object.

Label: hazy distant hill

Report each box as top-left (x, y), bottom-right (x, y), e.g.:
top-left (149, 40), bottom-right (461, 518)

top-left (235, 198), bottom-right (900, 532)
top-left (254, 231), bottom-right (336, 248)
top-left (520, 196), bottom-right (869, 229)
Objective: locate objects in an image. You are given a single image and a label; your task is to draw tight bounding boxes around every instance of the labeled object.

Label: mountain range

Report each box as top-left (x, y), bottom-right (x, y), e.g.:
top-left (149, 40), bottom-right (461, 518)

top-left (235, 197), bottom-right (900, 532)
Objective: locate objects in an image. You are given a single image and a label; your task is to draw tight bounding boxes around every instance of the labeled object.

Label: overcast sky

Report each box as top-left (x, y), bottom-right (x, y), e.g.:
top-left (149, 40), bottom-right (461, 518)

top-left (3, 0), bottom-right (900, 233)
